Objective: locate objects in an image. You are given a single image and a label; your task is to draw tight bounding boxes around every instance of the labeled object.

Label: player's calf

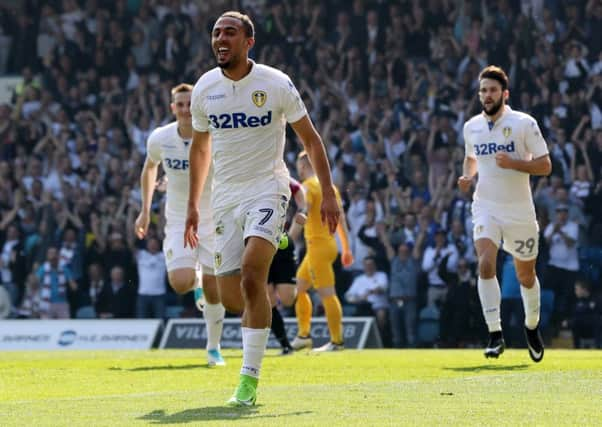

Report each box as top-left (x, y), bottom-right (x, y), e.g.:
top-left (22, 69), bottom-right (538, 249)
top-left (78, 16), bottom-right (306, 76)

top-left (218, 274), bottom-right (245, 314)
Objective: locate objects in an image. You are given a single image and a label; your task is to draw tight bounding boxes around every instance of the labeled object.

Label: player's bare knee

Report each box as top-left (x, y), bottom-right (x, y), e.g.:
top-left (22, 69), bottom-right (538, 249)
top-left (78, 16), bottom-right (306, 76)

top-left (168, 276), bottom-right (195, 294)
top-left (296, 279), bottom-right (311, 294)
top-left (241, 279), bottom-right (268, 303)
top-left (168, 269), bottom-right (196, 294)
top-left (317, 286), bottom-right (335, 298)
top-left (278, 287), bottom-right (296, 307)
top-left (517, 270), bottom-right (536, 288)
top-left (241, 264), bottom-right (268, 294)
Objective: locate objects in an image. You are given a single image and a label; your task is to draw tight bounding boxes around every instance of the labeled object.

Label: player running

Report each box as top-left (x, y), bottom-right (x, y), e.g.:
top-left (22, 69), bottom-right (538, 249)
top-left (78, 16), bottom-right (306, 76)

top-left (135, 83), bottom-right (225, 367)
top-left (185, 11), bottom-right (340, 406)
top-left (458, 66), bottom-right (552, 362)
top-left (291, 151), bottom-right (354, 352)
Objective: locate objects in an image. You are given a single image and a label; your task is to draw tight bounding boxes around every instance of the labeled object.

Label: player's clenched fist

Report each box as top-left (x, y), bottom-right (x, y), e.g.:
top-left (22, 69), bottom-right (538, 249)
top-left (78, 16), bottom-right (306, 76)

top-left (184, 206), bottom-right (200, 248)
top-left (134, 212), bottom-right (150, 239)
top-left (457, 175), bottom-right (473, 193)
top-left (495, 152), bottom-right (514, 169)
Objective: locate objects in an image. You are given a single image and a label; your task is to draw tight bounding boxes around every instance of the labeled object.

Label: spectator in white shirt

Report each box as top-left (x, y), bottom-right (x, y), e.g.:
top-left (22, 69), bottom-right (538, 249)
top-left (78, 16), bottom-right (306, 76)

top-left (345, 256), bottom-right (389, 340)
top-left (564, 42), bottom-right (589, 83)
top-left (543, 204), bottom-right (580, 329)
top-left (133, 236), bottom-right (166, 319)
top-left (421, 228), bottom-right (459, 308)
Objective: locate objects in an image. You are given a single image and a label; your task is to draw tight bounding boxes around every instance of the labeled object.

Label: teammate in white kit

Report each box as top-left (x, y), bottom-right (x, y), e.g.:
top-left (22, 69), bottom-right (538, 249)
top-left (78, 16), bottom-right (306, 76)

top-left (134, 83), bottom-right (226, 367)
top-left (184, 11), bottom-right (340, 406)
top-left (458, 66), bottom-right (552, 362)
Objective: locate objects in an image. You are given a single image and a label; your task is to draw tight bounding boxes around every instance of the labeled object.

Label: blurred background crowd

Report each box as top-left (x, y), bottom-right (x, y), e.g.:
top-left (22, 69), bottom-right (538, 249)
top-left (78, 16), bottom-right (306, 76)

top-left (0, 0), bottom-right (601, 349)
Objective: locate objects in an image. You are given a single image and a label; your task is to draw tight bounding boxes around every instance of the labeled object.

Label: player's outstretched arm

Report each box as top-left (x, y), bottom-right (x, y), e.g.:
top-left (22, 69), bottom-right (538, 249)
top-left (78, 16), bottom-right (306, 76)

top-left (290, 115), bottom-right (339, 234)
top-left (495, 153), bottom-right (552, 176)
top-left (457, 156), bottom-right (477, 193)
top-left (185, 130), bottom-right (212, 248)
top-left (135, 157), bottom-right (159, 239)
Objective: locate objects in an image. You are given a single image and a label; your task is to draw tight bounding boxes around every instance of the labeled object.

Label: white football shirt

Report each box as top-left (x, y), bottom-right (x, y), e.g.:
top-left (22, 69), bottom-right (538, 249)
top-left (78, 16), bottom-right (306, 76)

top-left (147, 121), bottom-right (212, 225)
top-left (463, 106), bottom-right (548, 221)
top-left (190, 61), bottom-right (307, 207)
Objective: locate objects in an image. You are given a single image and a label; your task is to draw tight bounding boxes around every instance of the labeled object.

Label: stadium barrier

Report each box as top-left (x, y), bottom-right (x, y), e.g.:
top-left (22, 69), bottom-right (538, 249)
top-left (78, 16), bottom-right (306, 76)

top-left (0, 320), bottom-right (162, 350)
top-left (160, 317), bottom-right (383, 349)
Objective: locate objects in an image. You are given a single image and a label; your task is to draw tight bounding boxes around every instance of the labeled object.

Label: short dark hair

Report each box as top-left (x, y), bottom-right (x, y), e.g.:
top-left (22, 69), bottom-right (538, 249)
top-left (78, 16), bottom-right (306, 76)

top-left (479, 65), bottom-right (509, 91)
top-left (219, 11), bottom-right (255, 38)
top-left (171, 83), bottom-right (193, 100)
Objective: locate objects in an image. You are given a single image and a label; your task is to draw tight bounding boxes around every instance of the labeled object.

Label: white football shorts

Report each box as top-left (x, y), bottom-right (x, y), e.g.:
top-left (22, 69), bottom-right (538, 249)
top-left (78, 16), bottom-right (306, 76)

top-left (212, 194), bottom-right (288, 276)
top-left (163, 221), bottom-right (215, 274)
top-left (472, 204), bottom-right (539, 261)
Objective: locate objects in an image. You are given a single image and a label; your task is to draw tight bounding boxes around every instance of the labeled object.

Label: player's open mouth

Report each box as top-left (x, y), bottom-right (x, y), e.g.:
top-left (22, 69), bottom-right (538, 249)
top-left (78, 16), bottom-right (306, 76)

top-left (217, 47), bottom-right (230, 60)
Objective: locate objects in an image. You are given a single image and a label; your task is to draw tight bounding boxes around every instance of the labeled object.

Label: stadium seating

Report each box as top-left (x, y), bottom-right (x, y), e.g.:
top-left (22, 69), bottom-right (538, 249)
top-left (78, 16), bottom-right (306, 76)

top-left (416, 305), bottom-right (440, 347)
top-left (165, 305), bottom-right (184, 319)
top-left (75, 306), bottom-right (96, 319)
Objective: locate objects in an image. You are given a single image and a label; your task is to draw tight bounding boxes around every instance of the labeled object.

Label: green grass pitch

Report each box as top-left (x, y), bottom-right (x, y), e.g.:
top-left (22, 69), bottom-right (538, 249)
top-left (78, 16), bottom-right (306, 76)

top-left (1, 349), bottom-right (601, 426)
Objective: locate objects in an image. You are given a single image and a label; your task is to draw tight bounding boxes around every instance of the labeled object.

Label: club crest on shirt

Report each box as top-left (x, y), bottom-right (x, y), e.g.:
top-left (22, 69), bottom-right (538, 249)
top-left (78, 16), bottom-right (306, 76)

top-left (252, 90), bottom-right (267, 107)
top-left (503, 127), bottom-right (512, 139)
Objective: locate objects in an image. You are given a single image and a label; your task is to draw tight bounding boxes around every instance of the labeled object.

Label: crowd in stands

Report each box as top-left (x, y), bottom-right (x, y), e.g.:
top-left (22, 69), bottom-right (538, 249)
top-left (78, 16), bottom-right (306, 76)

top-left (0, 0), bottom-right (601, 348)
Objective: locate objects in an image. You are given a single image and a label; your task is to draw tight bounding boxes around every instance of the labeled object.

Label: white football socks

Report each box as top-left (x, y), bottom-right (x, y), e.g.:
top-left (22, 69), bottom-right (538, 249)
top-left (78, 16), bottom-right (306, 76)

top-left (520, 276), bottom-right (541, 330)
top-left (478, 276), bottom-right (502, 332)
top-left (240, 327), bottom-right (270, 379)
top-left (203, 302), bottom-right (225, 350)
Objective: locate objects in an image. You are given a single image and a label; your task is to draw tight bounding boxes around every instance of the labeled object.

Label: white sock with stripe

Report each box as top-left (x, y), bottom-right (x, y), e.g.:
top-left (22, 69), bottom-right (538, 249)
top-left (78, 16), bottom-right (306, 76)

top-left (478, 276), bottom-right (502, 332)
top-left (240, 327), bottom-right (270, 379)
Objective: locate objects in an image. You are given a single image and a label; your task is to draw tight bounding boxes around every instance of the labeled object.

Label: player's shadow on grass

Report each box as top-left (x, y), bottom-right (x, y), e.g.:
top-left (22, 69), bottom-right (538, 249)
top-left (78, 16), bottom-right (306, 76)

top-left (108, 364), bottom-right (209, 372)
top-left (444, 364), bottom-right (530, 372)
top-left (138, 407), bottom-right (313, 424)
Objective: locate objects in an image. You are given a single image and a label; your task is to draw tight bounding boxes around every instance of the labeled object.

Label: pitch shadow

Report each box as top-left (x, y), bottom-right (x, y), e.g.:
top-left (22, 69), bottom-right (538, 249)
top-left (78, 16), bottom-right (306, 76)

top-left (138, 407), bottom-right (313, 424)
top-left (108, 364), bottom-right (209, 372)
top-left (444, 364), bottom-right (530, 372)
